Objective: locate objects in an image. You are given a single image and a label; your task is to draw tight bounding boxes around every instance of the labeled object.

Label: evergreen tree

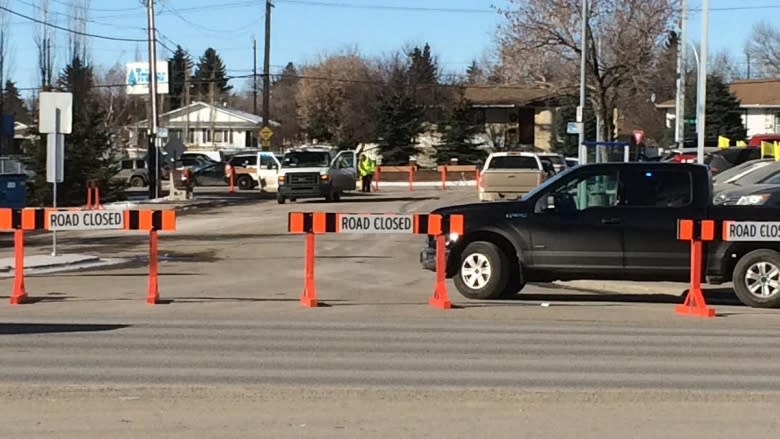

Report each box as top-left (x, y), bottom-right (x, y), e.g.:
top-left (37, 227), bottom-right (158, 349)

top-left (168, 45), bottom-right (194, 110)
top-left (465, 61), bottom-right (484, 85)
top-left (270, 62), bottom-right (301, 144)
top-left (194, 48), bottom-right (232, 100)
top-left (1, 80), bottom-right (31, 124)
top-left (375, 67), bottom-right (424, 164)
top-left (682, 74), bottom-right (747, 144)
top-left (703, 74), bottom-right (747, 143)
top-left (24, 56), bottom-right (124, 206)
top-left (408, 43), bottom-right (438, 85)
top-left (436, 88), bottom-right (486, 164)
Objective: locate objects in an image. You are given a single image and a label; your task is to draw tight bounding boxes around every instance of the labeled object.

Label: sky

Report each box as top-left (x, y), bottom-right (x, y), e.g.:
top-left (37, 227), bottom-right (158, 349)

top-left (1, 0), bottom-right (778, 97)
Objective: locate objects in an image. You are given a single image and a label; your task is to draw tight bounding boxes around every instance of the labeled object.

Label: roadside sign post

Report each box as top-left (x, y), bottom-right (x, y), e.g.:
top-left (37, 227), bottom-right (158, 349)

top-left (40, 93), bottom-right (72, 257)
top-left (260, 126), bottom-right (273, 150)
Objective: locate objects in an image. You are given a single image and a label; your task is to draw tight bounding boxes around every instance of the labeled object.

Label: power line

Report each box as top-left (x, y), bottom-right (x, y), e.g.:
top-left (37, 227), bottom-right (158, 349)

top-left (47, 0), bottom-right (142, 13)
top-left (0, 5), bottom-right (146, 42)
top-left (690, 5), bottom-right (780, 11)
top-left (161, 3), bottom-right (258, 34)
top-left (14, 0), bottom-right (148, 31)
top-left (274, 0), bottom-right (495, 14)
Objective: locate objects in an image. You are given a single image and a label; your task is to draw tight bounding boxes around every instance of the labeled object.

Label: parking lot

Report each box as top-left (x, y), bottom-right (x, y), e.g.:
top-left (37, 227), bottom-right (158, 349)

top-left (1, 187), bottom-right (780, 438)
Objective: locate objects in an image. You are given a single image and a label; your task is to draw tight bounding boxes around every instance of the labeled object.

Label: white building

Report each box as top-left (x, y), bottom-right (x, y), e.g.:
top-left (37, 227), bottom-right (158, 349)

top-left (658, 78), bottom-right (780, 138)
top-left (129, 101), bottom-right (280, 157)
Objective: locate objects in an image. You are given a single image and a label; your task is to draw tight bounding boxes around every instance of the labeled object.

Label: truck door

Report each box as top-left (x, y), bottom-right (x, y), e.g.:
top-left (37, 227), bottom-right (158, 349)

top-left (258, 152), bottom-right (281, 189)
top-left (617, 168), bottom-right (695, 281)
top-left (524, 169), bottom-right (625, 276)
top-left (333, 150), bottom-right (357, 190)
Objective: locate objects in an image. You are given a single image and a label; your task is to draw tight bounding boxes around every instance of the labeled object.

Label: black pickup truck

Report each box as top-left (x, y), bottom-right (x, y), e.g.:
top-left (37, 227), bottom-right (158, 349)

top-left (420, 163), bottom-right (780, 308)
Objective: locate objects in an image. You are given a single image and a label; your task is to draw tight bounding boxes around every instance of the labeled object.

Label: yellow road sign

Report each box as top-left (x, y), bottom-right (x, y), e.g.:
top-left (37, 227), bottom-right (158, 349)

top-left (260, 126), bottom-right (273, 141)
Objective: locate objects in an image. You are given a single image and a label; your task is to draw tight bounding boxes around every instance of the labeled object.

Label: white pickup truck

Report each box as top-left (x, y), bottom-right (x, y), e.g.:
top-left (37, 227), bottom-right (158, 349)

top-left (478, 152), bottom-right (557, 201)
top-left (276, 147), bottom-right (357, 203)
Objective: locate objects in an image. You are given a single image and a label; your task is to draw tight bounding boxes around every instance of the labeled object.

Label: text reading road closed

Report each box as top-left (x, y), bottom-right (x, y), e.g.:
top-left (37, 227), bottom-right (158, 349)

top-left (339, 214), bottom-right (413, 234)
top-left (48, 211), bottom-right (125, 231)
top-left (724, 221), bottom-right (780, 241)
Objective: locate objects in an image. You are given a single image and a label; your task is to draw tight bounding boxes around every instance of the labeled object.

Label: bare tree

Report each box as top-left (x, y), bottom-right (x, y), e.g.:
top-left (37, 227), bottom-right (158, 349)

top-left (296, 51), bottom-right (382, 147)
top-left (498, 0), bottom-right (680, 140)
top-left (746, 20), bottom-right (780, 77)
top-left (711, 49), bottom-right (742, 83)
top-left (34, 0), bottom-right (55, 90)
top-left (68, 0), bottom-right (90, 62)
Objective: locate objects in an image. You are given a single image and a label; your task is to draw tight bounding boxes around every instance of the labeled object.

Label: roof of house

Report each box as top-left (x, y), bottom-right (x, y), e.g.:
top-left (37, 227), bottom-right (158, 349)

top-left (657, 77), bottom-right (780, 108)
top-left (463, 85), bottom-right (560, 107)
top-left (134, 101), bottom-right (280, 128)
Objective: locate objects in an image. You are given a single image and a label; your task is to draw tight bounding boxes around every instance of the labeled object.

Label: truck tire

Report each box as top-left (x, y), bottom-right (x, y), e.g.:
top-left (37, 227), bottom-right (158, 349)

top-left (332, 190), bottom-right (342, 202)
top-left (453, 241), bottom-right (510, 300)
top-left (236, 175), bottom-right (253, 190)
top-left (733, 249), bottom-right (780, 308)
top-left (129, 176), bottom-right (145, 187)
top-left (277, 195), bottom-right (286, 204)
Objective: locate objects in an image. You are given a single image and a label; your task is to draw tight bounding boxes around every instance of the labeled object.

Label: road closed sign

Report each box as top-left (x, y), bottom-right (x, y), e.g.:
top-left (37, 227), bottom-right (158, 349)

top-left (723, 221), bottom-right (780, 241)
top-left (339, 214), bottom-right (414, 234)
top-left (47, 210), bottom-right (125, 231)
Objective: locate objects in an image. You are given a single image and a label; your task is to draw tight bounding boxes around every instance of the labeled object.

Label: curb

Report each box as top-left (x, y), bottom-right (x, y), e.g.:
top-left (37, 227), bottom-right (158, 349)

top-left (0, 256), bottom-right (102, 274)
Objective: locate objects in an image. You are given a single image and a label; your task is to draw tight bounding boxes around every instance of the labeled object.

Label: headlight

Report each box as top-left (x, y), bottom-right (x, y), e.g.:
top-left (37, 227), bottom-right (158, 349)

top-left (736, 194), bottom-right (770, 205)
top-left (320, 174), bottom-right (329, 181)
top-left (277, 175), bottom-right (285, 183)
top-left (448, 232), bottom-right (460, 243)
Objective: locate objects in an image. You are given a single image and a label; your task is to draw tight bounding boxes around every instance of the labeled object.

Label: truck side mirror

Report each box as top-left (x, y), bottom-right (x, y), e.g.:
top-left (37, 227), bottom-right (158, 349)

top-left (545, 195), bottom-right (556, 210)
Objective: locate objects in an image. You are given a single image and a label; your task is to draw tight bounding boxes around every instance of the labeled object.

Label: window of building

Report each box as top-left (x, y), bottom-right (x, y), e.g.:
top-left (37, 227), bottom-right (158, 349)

top-left (214, 130), bottom-right (227, 143)
top-left (187, 130), bottom-right (195, 144)
top-left (202, 129), bottom-right (211, 143)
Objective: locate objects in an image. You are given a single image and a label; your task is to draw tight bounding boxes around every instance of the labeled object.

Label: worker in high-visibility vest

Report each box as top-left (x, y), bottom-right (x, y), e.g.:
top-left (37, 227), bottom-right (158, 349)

top-left (358, 154), bottom-right (376, 193)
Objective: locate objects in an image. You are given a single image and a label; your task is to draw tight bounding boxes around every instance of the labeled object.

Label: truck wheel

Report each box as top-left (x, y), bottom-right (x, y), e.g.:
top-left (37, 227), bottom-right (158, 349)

top-left (236, 175), bottom-right (253, 190)
top-left (453, 241), bottom-right (509, 300)
top-left (129, 176), bottom-right (145, 187)
top-left (733, 250), bottom-right (780, 308)
top-left (277, 195), bottom-right (286, 204)
top-left (332, 190), bottom-right (342, 202)
top-left (324, 187), bottom-right (335, 202)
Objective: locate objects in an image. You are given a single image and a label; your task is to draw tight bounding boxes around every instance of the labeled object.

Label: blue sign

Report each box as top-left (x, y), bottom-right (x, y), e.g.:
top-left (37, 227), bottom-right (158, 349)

top-left (0, 115), bottom-right (14, 137)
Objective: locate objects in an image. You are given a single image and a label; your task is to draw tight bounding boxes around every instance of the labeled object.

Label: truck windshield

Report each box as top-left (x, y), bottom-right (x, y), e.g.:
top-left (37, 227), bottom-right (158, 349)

top-left (282, 151), bottom-right (331, 168)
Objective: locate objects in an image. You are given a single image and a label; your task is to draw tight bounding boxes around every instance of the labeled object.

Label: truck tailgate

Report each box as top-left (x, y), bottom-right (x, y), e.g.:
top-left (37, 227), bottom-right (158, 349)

top-left (481, 169), bottom-right (544, 194)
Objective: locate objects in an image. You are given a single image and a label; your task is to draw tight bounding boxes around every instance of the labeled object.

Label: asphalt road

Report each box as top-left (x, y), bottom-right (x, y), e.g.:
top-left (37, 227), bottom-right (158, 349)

top-left (1, 188), bottom-right (779, 438)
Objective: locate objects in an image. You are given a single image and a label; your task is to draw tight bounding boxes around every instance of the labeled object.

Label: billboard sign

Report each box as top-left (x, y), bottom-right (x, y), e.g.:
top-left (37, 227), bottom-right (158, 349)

top-left (126, 61), bottom-right (169, 95)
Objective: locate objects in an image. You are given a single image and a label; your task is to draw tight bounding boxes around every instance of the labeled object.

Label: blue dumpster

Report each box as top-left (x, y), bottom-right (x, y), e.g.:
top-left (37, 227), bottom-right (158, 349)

top-left (0, 174), bottom-right (28, 208)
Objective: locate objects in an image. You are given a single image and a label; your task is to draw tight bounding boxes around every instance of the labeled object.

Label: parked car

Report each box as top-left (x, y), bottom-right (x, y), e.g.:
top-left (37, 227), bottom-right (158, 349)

top-left (704, 147), bottom-right (761, 175)
top-left (536, 153), bottom-right (568, 173)
top-left (180, 150), bottom-right (224, 164)
top-left (191, 161), bottom-right (230, 187)
top-left (113, 159), bottom-right (149, 187)
top-left (658, 147), bottom-right (718, 163)
top-left (478, 152), bottom-right (554, 202)
top-left (712, 159), bottom-right (774, 192)
top-left (714, 161), bottom-right (780, 205)
top-left (748, 134), bottom-right (780, 146)
top-left (276, 147), bottom-right (357, 204)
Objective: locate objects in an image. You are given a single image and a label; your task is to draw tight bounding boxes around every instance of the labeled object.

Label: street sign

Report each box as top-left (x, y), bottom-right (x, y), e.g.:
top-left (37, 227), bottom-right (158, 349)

top-left (566, 122), bottom-right (581, 134)
top-left (338, 214), bottom-right (414, 234)
top-left (684, 118), bottom-right (697, 125)
top-left (260, 126), bottom-right (274, 141)
top-left (633, 129), bottom-right (645, 145)
top-left (723, 221), bottom-right (780, 242)
top-left (46, 133), bottom-right (64, 183)
top-left (157, 127), bottom-right (169, 138)
top-left (47, 210), bottom-right (125, 231)
top-left (38, 92), bottom-right (73, 134)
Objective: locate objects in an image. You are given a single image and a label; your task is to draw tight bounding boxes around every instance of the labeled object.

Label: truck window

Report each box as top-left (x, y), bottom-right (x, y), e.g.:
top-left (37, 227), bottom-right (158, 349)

top-left (487, 156), bottom-right (539, 169)
top-left (282, 151), bottom-right (331, 168)
top-left (552, 171), bottom-right (619, 210)
top-left (621, 170), bottom-right (692, 207)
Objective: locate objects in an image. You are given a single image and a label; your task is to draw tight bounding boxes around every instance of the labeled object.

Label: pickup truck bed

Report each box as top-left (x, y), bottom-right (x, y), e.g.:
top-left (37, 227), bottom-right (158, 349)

top-left (421, 163), bottom-right (780, 308)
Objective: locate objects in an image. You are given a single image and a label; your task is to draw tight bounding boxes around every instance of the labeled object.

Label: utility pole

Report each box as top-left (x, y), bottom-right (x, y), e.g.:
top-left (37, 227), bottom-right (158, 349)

top-left (746, 51), bottom-right (751, 80)
top-left (145, 0), bottom-right (160, 199)
top-left (577, 0), bottom-right (588, 163)
top-left (697, 0), bottom-right (709, 164)
top-left (675, 0), bottom-right (688, 147)
top-left (262, 0), bottom-right (273, 143)
top-left (253, 37), bottom-right (258, 115)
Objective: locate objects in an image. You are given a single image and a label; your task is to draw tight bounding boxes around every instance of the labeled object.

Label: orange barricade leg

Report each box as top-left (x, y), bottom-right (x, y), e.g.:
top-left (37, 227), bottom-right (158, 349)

top-left (675, 240), bottom-right (716, 318)
top-left (147, 229), bottom-right (160, 304)
top-left (229, 173), bottom-right (235, 193)
top-left (441, 168), bottom-right (447, 191)
top-left (429, 234), bottom-right (452, 309)
top-left (475, 170), bottom-right (481, 194)
top-left (86, 184), bottom-right (93, 209)
top-left (300, 232), bottom-right (318, 307)
top-left (94, 186), bottom-right (102, 209)
top-left (408, 166), bottom-right (414, 192)
top-left (10, 229), bottom-right (28, 305)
